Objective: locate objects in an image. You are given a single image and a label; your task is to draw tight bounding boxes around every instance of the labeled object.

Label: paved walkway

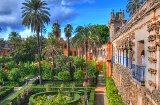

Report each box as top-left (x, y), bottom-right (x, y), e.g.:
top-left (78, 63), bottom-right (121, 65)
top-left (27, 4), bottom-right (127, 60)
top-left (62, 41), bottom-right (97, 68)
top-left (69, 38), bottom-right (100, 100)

top-left (94, 72), bottom-right (108, 105)
top-left (0, 78), bottom-right (36, 104)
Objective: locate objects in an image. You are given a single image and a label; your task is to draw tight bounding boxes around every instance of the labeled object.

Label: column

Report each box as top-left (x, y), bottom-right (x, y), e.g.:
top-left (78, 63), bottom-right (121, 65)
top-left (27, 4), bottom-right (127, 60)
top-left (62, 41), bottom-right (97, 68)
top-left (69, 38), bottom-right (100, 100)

top-left (123, 49), bottom-right (126, 66)
top-left (120, 49), bottom-right (121, 64)
top-left (126, 49), bottom-right (128, 67)
top-left (128, 50), bottom-right (132, 69)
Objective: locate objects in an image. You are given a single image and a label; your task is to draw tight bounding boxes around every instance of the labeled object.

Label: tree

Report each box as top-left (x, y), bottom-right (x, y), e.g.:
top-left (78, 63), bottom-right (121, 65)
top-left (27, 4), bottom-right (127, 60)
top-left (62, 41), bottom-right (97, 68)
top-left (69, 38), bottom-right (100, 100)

top-left (8, 31), bottom-right (21, 51)
top-left (64, 24), bottom-right (73, 56)
top-left (126, 0), bottom-right (143, 16)
top-left (13, 36), bottom-right (38, 62)
top-left (64, 24), bottom-right (73, 80)
top-left (21, 0), bottom-right (50, 84)
top-left (52, 21), bottom-right (61, 39)
top-left (92, 25), bottom-right (109, 44)
top-left (0, 40), bottom-right (5, 54)
top-left (40, 25), bottom-right (47, 55)
top-left (74, 24), bottom-right (101, 77)
top-left (43, 33), bottom-right (59, 64)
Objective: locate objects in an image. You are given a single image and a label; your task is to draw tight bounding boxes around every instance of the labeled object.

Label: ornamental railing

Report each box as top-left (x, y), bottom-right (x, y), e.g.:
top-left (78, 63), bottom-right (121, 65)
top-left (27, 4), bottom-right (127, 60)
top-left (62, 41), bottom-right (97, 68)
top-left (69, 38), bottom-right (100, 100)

top-left (132, 64), bottom-right (146, 83)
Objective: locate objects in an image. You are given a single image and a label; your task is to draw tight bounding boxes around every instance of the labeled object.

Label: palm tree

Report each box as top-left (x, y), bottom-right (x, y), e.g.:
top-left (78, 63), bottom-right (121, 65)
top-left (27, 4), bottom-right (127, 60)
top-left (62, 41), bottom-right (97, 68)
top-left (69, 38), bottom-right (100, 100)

top-left (74, 25), bottom-right (101, 77)
top-left (21, 0), bottom-right (50, 84)
top-left (43, 33), bottom-right (59, 64)
top-left (64, 24), bottom-right (73, 80)
top-left (52, 21), bottom-right (61, 39)
top-left (0, 27), bottom-right (3, 52)
top-left (126, 0), bottom-right (143, 16)
top-left (64, 24), bottom-right (73, 56)
top-left (40, 25), bottom-right (46, 55)
top-left (8, 31), bottom-right (21, 51)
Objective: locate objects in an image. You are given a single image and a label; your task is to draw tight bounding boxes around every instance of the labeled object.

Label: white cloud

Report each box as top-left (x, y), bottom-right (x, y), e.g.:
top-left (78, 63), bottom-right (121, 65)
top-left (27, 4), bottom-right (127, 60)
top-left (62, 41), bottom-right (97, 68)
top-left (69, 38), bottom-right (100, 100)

top-left (19, 29), bottom-right (34, 38)
top-left (48, 0), bottom-right (95, 6)
top-left (50, 6), bottom-right (77, 24)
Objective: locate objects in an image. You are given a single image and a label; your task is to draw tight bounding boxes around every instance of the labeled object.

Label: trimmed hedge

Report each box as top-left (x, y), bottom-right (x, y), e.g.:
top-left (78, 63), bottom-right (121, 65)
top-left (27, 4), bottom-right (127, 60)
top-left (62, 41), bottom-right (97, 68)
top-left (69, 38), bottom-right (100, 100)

top-left (2, 86), bottom-right (27, 105)
top-left (1, 86), bottom-right (95, 105)
top-left (29, 91), bottom-right (81, 105)
top-left (0, 86), bottom-right (14, 100)
top-left (88, 90), bottom-right (95, 105)
top-left (5, 81), bottom-right (25, 87)
top-left (106, 77), bottom-right (124, 105)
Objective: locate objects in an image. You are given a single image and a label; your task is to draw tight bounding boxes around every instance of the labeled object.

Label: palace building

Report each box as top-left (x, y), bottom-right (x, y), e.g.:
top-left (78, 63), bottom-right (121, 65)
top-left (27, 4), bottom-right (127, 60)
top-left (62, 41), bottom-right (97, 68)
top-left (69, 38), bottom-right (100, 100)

top-left (107, 0), bottom-right (160, 105)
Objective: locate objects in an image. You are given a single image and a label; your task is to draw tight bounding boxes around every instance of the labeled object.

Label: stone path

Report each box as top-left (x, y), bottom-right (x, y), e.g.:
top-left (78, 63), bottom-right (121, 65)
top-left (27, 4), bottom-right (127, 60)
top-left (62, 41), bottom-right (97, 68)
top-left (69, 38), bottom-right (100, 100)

top-left (94, 72), bottom-right (108, 105)
top-left (0, 77), bottom-right (36, 104)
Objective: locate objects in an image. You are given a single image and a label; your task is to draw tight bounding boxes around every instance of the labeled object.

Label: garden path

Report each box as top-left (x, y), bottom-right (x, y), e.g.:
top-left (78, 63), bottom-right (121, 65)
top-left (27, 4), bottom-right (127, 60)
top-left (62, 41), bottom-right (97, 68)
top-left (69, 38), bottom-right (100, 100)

top-left (0, 77), bottom-right (36, 104)
top-left (94, 71), bottom-right (108, 105)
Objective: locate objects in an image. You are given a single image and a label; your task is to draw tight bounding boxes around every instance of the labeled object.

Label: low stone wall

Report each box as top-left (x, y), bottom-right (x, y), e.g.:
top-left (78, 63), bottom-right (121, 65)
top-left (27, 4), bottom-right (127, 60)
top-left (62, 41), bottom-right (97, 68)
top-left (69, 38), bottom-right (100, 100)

top-left (112, 63), bottom-right (160, 105)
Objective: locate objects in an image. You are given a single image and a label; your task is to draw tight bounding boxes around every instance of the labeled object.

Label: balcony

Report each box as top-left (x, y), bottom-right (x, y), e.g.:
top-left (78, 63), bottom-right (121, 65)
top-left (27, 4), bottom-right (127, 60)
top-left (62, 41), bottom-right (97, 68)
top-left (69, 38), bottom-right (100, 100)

top-left (132, 64), bottom-right (146, 86)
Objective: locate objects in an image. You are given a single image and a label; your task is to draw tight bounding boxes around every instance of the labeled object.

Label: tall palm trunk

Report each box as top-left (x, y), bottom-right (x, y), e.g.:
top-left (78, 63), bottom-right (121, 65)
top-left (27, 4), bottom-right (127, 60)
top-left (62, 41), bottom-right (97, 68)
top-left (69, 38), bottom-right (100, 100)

top-left (68, 37), bottom-right (73, 80)
top-left (85, 40), bottom-right (88, 77)
top-left (68, 37), bottom-right (70, 56)
top-left (37, 29), bottom-right (42, 85)
top-left (40, 30), bottom-right (42, 56)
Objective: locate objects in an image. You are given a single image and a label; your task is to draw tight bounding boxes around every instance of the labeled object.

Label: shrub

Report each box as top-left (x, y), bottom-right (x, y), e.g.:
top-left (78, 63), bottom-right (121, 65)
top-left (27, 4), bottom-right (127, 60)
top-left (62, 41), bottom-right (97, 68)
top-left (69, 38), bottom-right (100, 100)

top-left (5, 61), bottom-right (18, 70)
top-left (74, 70), bottom-right (85, 80)
top-left (8, 68), bottom-right (21, 82)
top-left (106, 77), bottom-right (124, 105)
top-left (58, 71), bottom-right (71, 81)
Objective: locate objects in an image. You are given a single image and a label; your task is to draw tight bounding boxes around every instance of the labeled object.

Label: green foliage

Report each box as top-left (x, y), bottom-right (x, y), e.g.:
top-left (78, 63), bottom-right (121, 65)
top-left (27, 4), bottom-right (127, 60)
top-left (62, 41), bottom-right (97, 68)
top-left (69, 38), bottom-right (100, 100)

top-left (41, 61), bottom-right (54, 80)
top-left (88, 90), bottom-right (95, 105)
top-left (8, 68), bottom-right (21, 82)
top-left (87, 66), bottom-right (97, 77)
top-left (91, 25), bottom-right (109, 44)
top-left (0, 66), bottom-right (7, 82)
top-left (0, 87), bottom-right (14, 100)
top-left (13, 36), bottom-right (37, 62)
top-left (73, 57), bottom-right (85, 70)
top-left (74, 70), bottom-right (85, 80)
top-left (106, 77), bottom-right (124, 105)
top-left (58, 71), bottom-right (71, 81)
top-left (102, 63), bottom-right (106, 82)
top-left (45, 84), bottom-right (51, 91)
top-left (6, 61), bottom-right (18, 70)
top-left (30, 91), bottom-right (81, 105)
top-left (8, 31), bottom-right (21, 50)
top-left (0, 57), bottom-right (13, 63)
top-left (2, 86), bottom-right (27, 105)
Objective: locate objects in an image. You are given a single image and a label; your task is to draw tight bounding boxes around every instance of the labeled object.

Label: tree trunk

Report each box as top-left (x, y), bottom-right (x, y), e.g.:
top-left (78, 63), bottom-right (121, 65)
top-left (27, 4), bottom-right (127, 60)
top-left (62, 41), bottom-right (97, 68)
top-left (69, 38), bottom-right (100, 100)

top-left (68, 37), bottom-right (70, 56)
top-left (40, 30), bottom-right (42, 56)
top-left (68, 37), bottom-right (73, 80)
top-left (37, 29), bottom-right (42, 85)
top-left (85, 40), bottom-right (88, 77)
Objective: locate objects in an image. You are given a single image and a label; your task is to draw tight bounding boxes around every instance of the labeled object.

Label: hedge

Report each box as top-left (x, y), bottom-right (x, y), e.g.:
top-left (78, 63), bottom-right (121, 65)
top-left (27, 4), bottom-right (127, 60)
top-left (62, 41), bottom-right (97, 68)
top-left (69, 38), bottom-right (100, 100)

top-left (1, 86), bottom-right (95, 105)
top-left (0, 87), bottom-right (14, 100)
top-left (106, 77), bottom-right (124, 105)
top-left (2, 86), bottom-right (27, 105)
top-left (29, 91), bottom-right (81, 105)
top-left (88, 90), bottom-right (95, 105)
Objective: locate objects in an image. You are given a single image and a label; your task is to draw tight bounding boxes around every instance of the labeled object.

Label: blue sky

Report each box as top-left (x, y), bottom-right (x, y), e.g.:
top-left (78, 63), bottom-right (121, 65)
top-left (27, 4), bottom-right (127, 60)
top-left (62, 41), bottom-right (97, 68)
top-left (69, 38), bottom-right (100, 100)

top-left (0, 0), bottom-right (129, 40)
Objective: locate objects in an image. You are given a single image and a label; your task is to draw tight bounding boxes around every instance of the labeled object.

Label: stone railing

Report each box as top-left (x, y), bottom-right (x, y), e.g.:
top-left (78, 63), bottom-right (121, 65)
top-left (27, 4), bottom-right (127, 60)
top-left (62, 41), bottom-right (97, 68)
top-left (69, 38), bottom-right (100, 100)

top-left (111, 0), bottom-right (160, 41)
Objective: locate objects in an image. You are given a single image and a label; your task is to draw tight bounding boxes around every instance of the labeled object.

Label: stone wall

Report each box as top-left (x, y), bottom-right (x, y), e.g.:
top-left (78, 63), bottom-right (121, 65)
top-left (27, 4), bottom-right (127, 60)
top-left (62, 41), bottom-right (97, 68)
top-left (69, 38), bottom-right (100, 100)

top-left (112, 63), bottom-right (160, 105)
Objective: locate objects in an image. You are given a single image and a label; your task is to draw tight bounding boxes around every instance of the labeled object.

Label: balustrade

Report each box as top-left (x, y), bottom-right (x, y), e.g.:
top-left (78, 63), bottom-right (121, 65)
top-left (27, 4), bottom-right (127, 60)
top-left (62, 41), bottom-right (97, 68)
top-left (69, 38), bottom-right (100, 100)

top-left (132, 64), bottom-right (146, 83)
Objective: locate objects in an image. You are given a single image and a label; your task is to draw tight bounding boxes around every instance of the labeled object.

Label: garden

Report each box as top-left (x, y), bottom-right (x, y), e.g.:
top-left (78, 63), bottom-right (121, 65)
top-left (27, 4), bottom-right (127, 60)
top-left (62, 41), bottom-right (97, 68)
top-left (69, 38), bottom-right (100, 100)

top-left (0, 55), bottom-right (99, 105)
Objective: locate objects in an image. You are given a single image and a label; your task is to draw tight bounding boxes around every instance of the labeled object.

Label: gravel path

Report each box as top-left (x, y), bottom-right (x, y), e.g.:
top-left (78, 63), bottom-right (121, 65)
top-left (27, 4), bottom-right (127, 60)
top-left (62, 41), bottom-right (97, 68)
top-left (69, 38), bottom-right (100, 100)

top-left (94, 72), bottom-right (108, 105)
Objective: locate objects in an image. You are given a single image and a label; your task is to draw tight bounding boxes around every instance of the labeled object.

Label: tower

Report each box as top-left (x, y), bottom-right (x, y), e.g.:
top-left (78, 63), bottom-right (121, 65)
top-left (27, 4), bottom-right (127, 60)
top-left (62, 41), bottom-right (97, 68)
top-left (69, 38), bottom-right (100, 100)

top-left (108, 9), bottom-right (126, 42)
